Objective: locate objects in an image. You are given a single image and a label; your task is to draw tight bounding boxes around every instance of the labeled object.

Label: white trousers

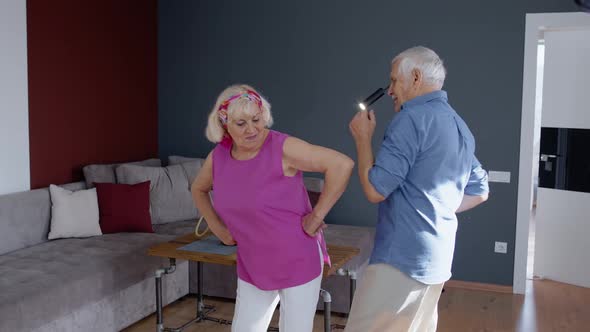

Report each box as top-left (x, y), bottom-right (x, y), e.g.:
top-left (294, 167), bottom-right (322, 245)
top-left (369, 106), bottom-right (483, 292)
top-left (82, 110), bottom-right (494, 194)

top-left (231, 245), bottom-right (323, 332)
top-left (344, 264), bottom-right (444, 332)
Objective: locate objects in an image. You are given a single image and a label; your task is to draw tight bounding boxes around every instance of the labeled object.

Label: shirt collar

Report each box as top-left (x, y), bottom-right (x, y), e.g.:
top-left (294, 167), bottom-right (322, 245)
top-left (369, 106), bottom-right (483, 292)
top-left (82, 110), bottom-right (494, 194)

top-left (401, 90), bottom-right (447, 111)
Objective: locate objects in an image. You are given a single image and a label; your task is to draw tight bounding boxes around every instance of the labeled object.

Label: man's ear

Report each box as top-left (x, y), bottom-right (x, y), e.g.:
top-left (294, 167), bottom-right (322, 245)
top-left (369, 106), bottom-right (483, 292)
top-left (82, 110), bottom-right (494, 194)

top-left (412, 68), bottom-right (422, 87)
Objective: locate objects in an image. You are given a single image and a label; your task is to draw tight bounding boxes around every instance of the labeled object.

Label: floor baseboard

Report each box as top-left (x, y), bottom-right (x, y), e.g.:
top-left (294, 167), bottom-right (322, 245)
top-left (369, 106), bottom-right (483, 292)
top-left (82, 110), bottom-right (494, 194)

top-left (445, 279), bottom-right (513, 293)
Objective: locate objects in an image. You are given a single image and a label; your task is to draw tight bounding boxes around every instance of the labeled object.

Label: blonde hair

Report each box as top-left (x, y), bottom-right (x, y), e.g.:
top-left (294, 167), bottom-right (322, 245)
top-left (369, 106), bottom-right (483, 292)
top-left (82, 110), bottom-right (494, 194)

top-left (205, 84), bottom-right (273, 143)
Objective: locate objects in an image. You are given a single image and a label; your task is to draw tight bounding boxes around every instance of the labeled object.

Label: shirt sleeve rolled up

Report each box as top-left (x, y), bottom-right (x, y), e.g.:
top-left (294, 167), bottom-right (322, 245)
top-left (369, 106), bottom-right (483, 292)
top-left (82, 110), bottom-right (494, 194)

top-left (464, 156), bottom-right (489, 196)
top-left (368, 113), bottom-right (419, 198)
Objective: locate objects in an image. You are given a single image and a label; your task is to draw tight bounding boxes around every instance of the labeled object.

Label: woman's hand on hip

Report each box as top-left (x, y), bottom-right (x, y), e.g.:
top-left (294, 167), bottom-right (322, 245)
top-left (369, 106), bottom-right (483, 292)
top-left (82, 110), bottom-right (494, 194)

top-left (301, 213), bottom-right (327, 237)
top-left (218, 228), bottom-right (236, 246)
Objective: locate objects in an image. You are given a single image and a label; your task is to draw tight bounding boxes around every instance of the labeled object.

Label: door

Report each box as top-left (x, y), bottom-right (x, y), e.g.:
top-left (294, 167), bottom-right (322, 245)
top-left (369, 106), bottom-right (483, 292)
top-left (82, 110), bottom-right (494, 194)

top-left (533, 28), bottom-right (590, 288)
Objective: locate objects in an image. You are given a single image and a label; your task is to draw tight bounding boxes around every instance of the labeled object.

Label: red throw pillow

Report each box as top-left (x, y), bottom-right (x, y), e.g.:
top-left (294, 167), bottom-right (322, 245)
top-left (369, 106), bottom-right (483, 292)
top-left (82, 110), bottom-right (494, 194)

top-left (94, 181), bottom-right (153, 233)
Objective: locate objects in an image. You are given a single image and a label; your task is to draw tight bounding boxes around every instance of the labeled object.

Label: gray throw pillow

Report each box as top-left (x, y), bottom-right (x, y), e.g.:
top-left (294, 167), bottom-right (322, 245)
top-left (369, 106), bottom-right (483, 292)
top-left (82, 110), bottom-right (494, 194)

top-left (180, 160), bottom-right (204, 185)
top-left (167, 156), bottom-right (205, 185)
top-left (168, 155), bottom-right (203, 165)
top-left (82, 158), bottom-right (161, 188)
top-left (115, 164), bottom-right (200, 224)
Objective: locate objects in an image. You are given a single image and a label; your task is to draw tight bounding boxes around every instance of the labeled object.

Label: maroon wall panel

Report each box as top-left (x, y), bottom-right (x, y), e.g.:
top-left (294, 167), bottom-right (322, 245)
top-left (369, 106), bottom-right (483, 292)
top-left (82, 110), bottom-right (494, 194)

top-left (27, 0), bottom-right (158, 188)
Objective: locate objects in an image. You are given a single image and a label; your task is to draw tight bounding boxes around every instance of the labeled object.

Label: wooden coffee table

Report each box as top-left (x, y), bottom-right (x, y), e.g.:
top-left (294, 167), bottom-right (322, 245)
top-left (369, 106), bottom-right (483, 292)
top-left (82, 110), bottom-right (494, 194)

top-left (148, 233), bottom-right (360, 332)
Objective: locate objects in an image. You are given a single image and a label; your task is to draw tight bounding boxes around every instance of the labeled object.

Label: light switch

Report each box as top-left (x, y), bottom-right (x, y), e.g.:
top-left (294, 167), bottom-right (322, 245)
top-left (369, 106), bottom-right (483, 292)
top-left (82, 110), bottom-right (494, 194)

top-left (488, 171), bottom-right (511, 183)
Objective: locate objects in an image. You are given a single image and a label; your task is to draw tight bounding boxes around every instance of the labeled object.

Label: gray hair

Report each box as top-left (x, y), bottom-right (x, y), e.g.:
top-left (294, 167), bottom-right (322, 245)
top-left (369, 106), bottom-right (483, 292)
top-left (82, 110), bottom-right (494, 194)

top-left (205, 84), bottom-right (273, 143)
top-left (392, 46), bottom-right (446, 88)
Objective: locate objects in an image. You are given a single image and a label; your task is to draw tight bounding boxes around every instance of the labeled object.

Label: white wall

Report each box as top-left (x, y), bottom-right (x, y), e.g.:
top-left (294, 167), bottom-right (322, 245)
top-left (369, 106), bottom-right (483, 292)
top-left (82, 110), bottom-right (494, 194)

top-left (0, 0), bottom-right (30, 195)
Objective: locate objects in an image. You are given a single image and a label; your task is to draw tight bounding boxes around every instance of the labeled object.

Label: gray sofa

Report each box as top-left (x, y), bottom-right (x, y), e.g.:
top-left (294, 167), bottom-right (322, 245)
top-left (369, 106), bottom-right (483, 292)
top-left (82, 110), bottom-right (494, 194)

top-left (0, 181), bottom-right (189, 332)
top-left (0, 177), bottom-right (374, 331)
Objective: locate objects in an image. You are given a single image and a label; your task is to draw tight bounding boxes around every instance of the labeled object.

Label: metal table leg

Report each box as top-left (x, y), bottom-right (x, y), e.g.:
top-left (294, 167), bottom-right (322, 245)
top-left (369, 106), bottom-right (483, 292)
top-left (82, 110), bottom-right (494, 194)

top-left (155, 259), bottom-right (177, 332)
top-left (330, 269), bottom-right (358, 330)
top-left (194, 261), bottom-right (231, 325)
top-left (154, 259), bottom-right (225, 332)
top-left (197, 261), bottom-right (204, 320)
top-left (156, 271), bottom-right (163, 332)
top-left (349, 270), bottom-right (357, 310)
top-left (320, 289), bottom-right (332, 332)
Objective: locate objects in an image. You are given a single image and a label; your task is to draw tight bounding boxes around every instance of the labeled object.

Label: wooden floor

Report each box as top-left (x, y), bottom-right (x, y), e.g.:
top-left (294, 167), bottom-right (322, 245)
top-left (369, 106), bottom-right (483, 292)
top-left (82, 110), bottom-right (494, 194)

top-left (125, 279), bottom-right (590, 332)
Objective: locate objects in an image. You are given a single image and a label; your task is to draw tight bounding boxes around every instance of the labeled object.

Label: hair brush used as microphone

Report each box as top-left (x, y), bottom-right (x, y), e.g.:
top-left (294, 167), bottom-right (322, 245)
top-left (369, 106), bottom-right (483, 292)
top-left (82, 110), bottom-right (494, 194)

top-left (358, 85), bottom-right (388, 111)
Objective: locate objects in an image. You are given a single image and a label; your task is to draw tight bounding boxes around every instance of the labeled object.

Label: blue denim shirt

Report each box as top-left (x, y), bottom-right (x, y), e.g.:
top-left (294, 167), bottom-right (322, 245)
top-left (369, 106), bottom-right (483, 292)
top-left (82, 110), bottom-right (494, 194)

top-left (368, 90), bottom-right (489, 285)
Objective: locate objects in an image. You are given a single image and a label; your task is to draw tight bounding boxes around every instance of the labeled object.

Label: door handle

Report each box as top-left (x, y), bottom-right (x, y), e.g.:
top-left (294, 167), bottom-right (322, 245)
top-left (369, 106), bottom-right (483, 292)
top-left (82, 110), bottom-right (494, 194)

top-left (540, 154), bottom-right (558, 162)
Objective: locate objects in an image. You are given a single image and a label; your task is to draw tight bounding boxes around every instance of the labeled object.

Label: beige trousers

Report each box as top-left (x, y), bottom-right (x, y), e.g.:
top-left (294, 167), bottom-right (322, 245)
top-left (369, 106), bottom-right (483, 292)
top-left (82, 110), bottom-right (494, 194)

top-left (344, 264), bottom-right (444, 332)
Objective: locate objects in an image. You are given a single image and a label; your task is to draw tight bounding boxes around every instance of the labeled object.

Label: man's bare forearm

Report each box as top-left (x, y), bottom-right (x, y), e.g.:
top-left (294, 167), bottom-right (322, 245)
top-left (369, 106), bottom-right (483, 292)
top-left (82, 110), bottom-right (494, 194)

top-left (456, 194), bottom-right (489, 213)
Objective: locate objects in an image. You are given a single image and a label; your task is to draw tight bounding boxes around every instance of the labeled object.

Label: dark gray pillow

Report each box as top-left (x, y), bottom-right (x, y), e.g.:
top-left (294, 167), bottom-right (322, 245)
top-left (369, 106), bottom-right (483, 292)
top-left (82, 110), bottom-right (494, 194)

top-left (82, 158), bottom-right (161, 188)
top-left (115, 164), bottom-right (200, 224)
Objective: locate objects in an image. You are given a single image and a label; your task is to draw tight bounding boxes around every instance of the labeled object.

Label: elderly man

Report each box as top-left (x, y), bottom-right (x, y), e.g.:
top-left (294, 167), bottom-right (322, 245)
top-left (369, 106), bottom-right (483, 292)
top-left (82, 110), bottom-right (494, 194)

top-left (347, 46), bottom-right (489, 332)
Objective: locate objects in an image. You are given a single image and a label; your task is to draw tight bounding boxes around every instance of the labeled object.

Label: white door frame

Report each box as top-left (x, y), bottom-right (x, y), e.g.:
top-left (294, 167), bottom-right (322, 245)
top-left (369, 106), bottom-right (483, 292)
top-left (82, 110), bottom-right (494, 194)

top-left (515, 12), bottom-right (590, 294)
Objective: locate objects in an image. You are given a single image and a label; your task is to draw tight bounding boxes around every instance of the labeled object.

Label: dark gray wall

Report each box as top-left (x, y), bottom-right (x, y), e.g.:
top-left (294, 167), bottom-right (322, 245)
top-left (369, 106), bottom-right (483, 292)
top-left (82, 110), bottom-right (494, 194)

top-left (158, 0), bottom-right (577, 285)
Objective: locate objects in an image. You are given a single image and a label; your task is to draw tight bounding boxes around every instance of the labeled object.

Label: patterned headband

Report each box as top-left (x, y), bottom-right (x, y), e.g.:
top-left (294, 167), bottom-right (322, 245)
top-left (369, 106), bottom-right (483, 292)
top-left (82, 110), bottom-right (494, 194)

top-left (217, 89), bottom-right (263, 125)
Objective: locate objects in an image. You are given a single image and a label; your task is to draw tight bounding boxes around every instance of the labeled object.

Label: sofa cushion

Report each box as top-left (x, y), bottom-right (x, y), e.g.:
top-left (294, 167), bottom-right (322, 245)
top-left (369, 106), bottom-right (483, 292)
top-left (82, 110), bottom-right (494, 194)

top-left (153, 219), bottom-right (196, 236)
top-left (48, 185), bottom-right (102, 240)
top-left (82, 158), bottom-right (161, 188)
top-left (168, 155), bottom-right (203, 165)
top-left (0, 182), bottom-right (86, 256)
top-left (0, 232), bottom-right (176, 331)
top-left (178, 160), bottom-right (204, 185)
top-left (167, 156), bottom-right (205, 185)
top-left (116, 164), bottom-right (200, 224)
top-left (95, 182), bottom-right (153, 234)
top-left (0, 188), bottom-right (51, 256)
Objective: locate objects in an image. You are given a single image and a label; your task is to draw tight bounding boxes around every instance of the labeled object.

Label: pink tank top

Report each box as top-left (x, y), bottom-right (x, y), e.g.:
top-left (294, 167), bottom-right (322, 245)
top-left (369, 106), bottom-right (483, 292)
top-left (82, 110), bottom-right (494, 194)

top-left (212, 130), bottom-right (329, 290)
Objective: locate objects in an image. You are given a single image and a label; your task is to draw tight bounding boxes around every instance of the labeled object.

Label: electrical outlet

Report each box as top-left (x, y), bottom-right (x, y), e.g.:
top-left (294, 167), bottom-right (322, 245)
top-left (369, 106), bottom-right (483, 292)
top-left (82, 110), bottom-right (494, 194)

top-left (494, 241), bottom-right (508, 254)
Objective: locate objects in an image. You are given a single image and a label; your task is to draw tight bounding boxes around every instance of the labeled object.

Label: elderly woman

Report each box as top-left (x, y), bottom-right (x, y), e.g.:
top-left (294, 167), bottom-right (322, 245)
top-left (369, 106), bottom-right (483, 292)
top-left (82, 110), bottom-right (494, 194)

top-left (191, 84), bottom-right (354, 332)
